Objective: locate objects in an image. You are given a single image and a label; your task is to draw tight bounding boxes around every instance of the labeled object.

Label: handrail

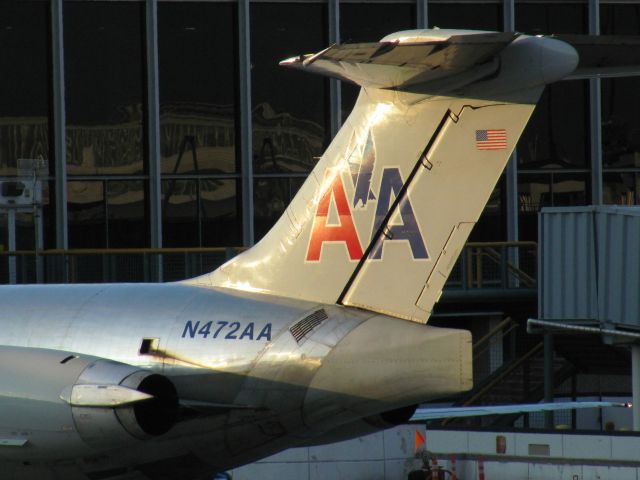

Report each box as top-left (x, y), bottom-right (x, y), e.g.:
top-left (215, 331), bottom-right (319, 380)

top-left (459, 342), bottom-right (544, 408)
top-left (466, 241), bottom-right (537, 248)
top-left (473, 316), bottom-right (514, 351)
top-left (482, 247), bottom-right (536, 287)
top-left (440, 341), bottom-right (544, 425)
top-left (0, 241), bottom-right (536, 257)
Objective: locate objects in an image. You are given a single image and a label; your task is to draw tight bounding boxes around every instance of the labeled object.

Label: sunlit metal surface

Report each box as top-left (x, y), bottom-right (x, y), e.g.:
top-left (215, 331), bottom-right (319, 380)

top-left (0, 28), bottom-right (610, 480)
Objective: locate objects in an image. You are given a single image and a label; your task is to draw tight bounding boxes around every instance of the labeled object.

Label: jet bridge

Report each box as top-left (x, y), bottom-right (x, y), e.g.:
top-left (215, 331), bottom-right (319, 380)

top-left (529, 206), bottom-right (640, 429)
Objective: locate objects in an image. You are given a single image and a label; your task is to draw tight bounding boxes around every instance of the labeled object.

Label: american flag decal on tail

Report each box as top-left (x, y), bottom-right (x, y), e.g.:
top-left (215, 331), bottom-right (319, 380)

top-left (475, 129), bottom-right (507, 150)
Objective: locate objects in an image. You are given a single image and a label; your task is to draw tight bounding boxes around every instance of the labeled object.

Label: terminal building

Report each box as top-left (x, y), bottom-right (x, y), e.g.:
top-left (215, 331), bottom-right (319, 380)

top-left (2, 0), bottom-right (640, 478)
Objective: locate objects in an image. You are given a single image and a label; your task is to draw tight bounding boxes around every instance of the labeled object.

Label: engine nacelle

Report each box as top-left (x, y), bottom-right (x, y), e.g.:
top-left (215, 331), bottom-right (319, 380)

top-left (0, 346), bottom-right (178, 460)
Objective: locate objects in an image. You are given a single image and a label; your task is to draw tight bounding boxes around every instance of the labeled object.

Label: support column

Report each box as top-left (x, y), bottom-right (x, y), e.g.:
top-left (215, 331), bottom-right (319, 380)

top-left (51, 0), bottom-right (68, 252)
top-left (544, 333), bottom-right (555, 428)
top-left (632, 345), bottom-right (640, 431)
top-left (503, 0), bottom-right (515, 32)
top-left (7, 210), bottom-right (16, 285)
top-left (504, 0), bottom-right (519, 282)
top-left (146, 0), bottom-right (163, 281)
top-left (589, 0), bottom-right (602, 205)
top-left (239, 0), bottom-right (254, 247)
top-left (416, 0), bottom-right (428, 29)
top-left (328, 0), bottom-right (341, 138)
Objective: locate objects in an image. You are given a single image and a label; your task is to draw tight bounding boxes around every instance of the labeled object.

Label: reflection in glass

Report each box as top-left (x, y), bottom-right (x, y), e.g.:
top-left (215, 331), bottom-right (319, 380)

top-left (0, 2), bottom-right (50, 176)
top-left (553, 173), bottom-right (588, 207)
top-left (251, 4), bottom-right (328, 174)
top-left (159, 3), bottom-right (237, 175)
top-left (64, 2), bottom-right (144, 175)
top-left (68, 181), bottom-right (105, 248)
top-left (340, 4), bottom-right (415, 121)
top-left (604, 173), bottom-right (638, 205)
top-left (519, 174), bottom-right (550, 241)
top-left (518, 81), bottom-right (589, 168)
top-left (254, 177), bottom-right (305, 241)
top-left (107, 181), bottom-right (146, 248)
top-left (518, 173), bottom-right (588, 240)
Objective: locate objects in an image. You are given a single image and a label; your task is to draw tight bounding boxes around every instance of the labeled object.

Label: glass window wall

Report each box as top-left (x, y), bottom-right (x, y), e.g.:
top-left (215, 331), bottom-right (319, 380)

top-left (601, 4), bottom-right (640, 206)
top-left (429, 2), bottom-right (501, 31)
top-left (158, 2), bottom-right (238, 175)
top-left (0, 2), bottom-right (51, 177)
top-left (64, 2), bottom-right (145, 176)
top-left (251, 3), bottom-right (328, 175)
top-left (515, 1), bottom-right (590, 239)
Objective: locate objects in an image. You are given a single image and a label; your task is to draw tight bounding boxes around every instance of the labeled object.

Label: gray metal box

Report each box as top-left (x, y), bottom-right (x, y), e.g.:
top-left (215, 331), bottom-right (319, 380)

top-left (539, 206), bottom-right (640, 328)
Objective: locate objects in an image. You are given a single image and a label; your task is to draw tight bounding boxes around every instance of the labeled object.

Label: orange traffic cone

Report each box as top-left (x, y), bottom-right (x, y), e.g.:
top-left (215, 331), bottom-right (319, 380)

top-left (478, 457), bottom-right (485, 480)
top-left (415, 430), bottom-right (425, 452)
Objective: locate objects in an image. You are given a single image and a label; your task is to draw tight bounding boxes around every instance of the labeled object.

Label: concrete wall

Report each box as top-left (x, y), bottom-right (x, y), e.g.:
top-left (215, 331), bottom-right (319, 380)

top-left (232, 426), bottom-right (640, 480)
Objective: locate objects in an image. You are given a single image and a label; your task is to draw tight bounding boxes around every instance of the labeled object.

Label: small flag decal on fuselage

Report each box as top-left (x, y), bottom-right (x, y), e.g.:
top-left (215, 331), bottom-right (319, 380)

top-left (476, 129), bottom-right (507, 150)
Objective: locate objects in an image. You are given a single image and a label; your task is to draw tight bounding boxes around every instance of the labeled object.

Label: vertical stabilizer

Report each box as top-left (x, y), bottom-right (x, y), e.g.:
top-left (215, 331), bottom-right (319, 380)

top-left (187, 31), bottom-right (578, 323)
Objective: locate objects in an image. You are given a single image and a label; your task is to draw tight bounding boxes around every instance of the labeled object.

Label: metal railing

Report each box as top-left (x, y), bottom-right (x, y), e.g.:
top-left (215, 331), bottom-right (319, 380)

top-left (447, 241), bottom-right (537, 290)
top-left (0, 241), bottom-right (537, 287)
top-left (0, 247), bottom-right (246, 284)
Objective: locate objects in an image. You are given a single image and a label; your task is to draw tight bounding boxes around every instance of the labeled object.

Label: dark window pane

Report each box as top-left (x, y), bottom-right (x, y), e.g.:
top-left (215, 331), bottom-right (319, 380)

top-left (107, 180), bottom-right (146, 248)
top-left (470, 179), bottom-right (505, 242)
top-left (604, 172), bottom-right (639, 205)
top-left (340, 3), bottom-right (415, 121)
top-left (341, 3), bottom-right (415, 44)
top-left (0, 2), bottom-right (50, 176)
top-left (65, 2), bottom-right (145, 175)
top-left (159, 2), bottom-right (237, 175)
top-left (254, 177), bottom-right (304, 241)
top-left (162, 179), bottom-right (198, 247)
top-left (251, 4), bottom-right (328, 174)
top-left (602, 78), bottom-right (640, 169)
top-left (68, 181), bottom-right (105, 248)
top-left (552, 173), bottom-right (588, 207)
top-left (201, 178), bottom-right (241, 246)
top-left (518, 174), bottom-right (550, 241)
top-left (429, 3), bottom-right (501, 31)
top-left (518, 81), bottom-right (589, 168)
top-left (518, 172), bottom-right (588, 240)
top-left (601, 4), bottom-right (640, 35)
top-left (515, 2), bottom-right (588, 35)
top-left (163, 178), bottom-right (240, 248)
top-left (600, 6), bottom-right (640, 172)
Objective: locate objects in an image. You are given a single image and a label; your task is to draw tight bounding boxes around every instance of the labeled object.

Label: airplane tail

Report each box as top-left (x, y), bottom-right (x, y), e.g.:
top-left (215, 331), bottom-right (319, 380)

top-left (187, 30), bottom-right (579, 323)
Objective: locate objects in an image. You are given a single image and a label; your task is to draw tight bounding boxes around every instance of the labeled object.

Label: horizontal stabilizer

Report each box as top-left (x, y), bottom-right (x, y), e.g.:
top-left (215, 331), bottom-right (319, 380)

top-left (280, 31), bottom-right (516, 89)
top-left (195, 30), bottom-right (582, 322)
top-left (410, 401), bottom-right (630, 421)
top-left (555, 35), bottom-right (640, 79)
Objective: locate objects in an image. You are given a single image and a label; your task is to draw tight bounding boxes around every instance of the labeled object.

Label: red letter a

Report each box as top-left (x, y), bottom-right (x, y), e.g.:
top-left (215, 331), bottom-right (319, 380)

top-left (306, 174), bottom-right (363, 261)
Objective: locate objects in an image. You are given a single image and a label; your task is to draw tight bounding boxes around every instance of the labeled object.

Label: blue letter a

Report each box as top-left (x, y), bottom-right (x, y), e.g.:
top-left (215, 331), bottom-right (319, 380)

top-left (370, 168), bottom-right (428, 260)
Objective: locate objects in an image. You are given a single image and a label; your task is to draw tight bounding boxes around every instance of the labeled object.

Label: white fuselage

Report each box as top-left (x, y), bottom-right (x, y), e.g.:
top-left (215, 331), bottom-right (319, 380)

top-left (0, 282), bottom-right (470, 478)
